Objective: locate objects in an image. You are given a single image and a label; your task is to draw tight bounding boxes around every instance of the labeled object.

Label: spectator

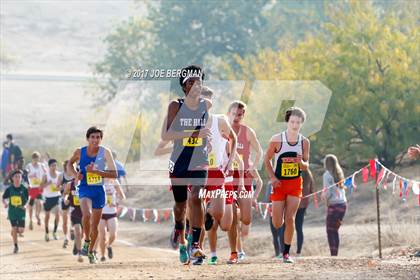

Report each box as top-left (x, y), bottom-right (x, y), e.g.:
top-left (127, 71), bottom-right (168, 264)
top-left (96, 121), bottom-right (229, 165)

top-left (6, 134), bottom-right (22, 169)
top-left (1, 141), bottom-right (10, 179)
top-left (321, 154), bottom-right (347, 256)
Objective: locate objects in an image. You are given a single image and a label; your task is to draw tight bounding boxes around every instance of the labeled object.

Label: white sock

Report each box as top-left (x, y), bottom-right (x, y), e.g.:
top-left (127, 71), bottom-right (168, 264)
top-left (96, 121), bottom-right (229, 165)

top-left (211, 251), bottom-right (217, 258)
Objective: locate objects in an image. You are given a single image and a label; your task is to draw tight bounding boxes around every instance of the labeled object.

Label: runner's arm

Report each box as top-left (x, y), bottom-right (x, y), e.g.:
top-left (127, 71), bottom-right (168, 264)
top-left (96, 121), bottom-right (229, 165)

top-left (40, 174), bottom-right (48, 189)
top-left (161, 101), bottom-right (197, 141)
top-left (154, 140), bottom-right (173, 156)
top-left (251, 169), bottom-right (263, 200)
top-left (67, 149), bottom-right (81, 179)
top-left (221, 117), bottom-right (237, 173)
top-left (57, 173), bottom-right (64, 191)
top-left (264, 137), bottom-right (280, 185)
top-left (248, 127), bottom-right (263, 169)
top-left (90, 148), bottom-right (118, 179)
top-left (298, 138), bottom-right (310, 171)
top-left (115, 180), bottom-right (126, 201)
top-left (2, 188), bottom-right (9, 207)
top-left (234, 151), bottom-right (245, 188)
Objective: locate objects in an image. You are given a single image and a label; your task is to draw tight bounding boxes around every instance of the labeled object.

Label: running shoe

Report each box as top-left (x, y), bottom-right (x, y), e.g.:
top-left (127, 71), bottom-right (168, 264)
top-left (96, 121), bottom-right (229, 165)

top-left (72, 245), bottom-right (78, 256)
top-left (77, 255), bottom-right (83, 263)
top-left (100, 256), bottom-right (106, 262)
top-left (238, 251), bottom-right (246, 261)
top-left (63, 239), bottom-right (69, 249)
top-left (191, 243), bottom-right (205, 265)
top-left (81, 240), bottom-right (90, 256)
top-left (107, 246), bottom-right (113, 259)
top-left (283, 254), bottom-right (294, 263)
top-left (179, 242), bottom-right (189, 264)
top-left (227, 252), bottom-right (238, 264)
top-left (13, 245), bottom-right (18, 254)
top-left (45, 233), bottom-right (50, 242)
top-left (192, 257), bottom-right (204, 265)
top-left (88, 251), bottom-right (97, 264)
top-left (53, 232), bottom-right (58, 240)
top-left (29, 220), bottom-right (33, 230)
top-left (170, 228), bottom-right (180, 250)
top-left (207, 256), bottom-right (218, 265)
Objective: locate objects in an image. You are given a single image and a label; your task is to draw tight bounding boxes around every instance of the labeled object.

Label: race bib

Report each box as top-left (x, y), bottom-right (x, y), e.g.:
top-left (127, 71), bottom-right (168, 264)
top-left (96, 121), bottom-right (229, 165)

top-left (11, 196), bottom-right (22, 207)
top-left (30, 178), bottom-right (41, 186)
top-left (73, 195), bottom-right (80, 206)
top-left (208, 152), bottom-right (216, 168)
top-left (233, 154), bottom-right (243, 169)
top-left (87, 172), bottom-right (103, 185)
top-left (50, 184), bottom-right (58, 192)
top-left (281, 163), bottom-right (299, 177)
top-left (106, 195), bottom-right (113, 205)
top-left (182, 137), bottom-right (202, 147)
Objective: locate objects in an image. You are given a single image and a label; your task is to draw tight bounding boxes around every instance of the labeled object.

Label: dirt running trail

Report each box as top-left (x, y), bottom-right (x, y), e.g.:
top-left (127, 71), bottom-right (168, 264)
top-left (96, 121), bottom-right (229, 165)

top-left (0, 207), bottom-right (418, 280)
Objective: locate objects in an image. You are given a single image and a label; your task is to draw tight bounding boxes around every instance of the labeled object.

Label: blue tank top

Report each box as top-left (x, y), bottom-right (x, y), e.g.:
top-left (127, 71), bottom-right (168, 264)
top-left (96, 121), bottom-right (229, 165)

top-left (169, 98), bottom-right (209, 175)
top-left (79, 146), bottom-right (106, 187)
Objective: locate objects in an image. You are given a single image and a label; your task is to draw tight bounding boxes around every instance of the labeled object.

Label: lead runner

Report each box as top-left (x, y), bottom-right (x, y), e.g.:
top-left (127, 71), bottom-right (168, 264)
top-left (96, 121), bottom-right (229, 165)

top-left (161, 65), bottom-right (212, 265)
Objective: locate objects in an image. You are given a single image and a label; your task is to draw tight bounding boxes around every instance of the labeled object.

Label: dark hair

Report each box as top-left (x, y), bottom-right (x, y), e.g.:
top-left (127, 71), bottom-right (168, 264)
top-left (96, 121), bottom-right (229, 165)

top-left (48, 159), bottom-right (57, 166)
top-left (285, 107), bottom-right (306, 122)
top-left (201, 86), bottom-right (213, 98)
top-left (6, 134), bottom-right (13, 140)
top-left (228, 100), bottom-right (247, 112)
top-left (179, 65), bottom-right (205, 87)
top-left (86, 126), bottom-right (103, 139)
top-left (10, 169), bottom-right (23, 177)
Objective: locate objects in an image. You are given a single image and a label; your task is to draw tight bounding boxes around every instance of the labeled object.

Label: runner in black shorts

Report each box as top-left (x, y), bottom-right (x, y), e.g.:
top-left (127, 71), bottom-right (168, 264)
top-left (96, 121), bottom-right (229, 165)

top-left (63, 178), bottom-right (83, 262)
top-left (161, 65), bottom-right (211, 265)
top-left (2, 170), bottom-right (29, 254)
top-left (59, 160), bottom-right (74, 248)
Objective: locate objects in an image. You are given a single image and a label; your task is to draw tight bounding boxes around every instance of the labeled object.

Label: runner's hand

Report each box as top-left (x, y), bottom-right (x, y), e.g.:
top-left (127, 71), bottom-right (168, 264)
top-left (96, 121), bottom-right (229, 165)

top-left (252, 198), bottom-right (258, 209)
top-left (271, 177), bottom-right (281, 188)
top-left (86, 163), bottom-right (97, 173)
top-left (197, 128), bottom-right (212, 139)
top-left (75, 172), bottom-right (83, 181)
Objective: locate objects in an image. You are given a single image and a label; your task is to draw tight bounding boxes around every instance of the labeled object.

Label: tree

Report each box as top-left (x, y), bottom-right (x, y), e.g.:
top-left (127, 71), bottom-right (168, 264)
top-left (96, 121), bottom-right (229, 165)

top-left (222, 0), bottom-right (420, 168)
top-left (93, 0), bottom-right (270, 100)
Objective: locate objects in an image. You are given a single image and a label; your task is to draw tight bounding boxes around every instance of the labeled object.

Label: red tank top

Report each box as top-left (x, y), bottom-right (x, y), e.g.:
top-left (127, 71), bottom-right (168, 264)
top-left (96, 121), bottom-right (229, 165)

top-left (235, 124), bottom-right (251, 170)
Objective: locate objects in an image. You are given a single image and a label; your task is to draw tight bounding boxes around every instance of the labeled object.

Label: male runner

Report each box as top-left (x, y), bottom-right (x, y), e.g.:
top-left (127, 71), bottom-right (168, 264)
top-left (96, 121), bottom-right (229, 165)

top-left (67, 126), bottom-right (117, 264)
top-left (264, 107), bottom-right (310, 263)
top-left (63, 176), bottom-right (84, 262)
top-left (2, 170), bottom-right (29, 254)
top-left (26, 152), bottom-right (46, 229)
top-left (59, 160), bottom-right (74, 248)
top-left (41, 159), bottom-right (62, 241)
top-left (161, 65), bottom-right (211, 265)
top-left (97, 178), bottom-right (125, 261)
top-left (226, 100), bottom-right (263, 264)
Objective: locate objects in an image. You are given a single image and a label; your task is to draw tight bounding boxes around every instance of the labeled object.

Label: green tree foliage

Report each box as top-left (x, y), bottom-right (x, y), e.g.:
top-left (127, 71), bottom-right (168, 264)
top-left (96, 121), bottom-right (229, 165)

top-left (222, 1), bottom-right (420, 168)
